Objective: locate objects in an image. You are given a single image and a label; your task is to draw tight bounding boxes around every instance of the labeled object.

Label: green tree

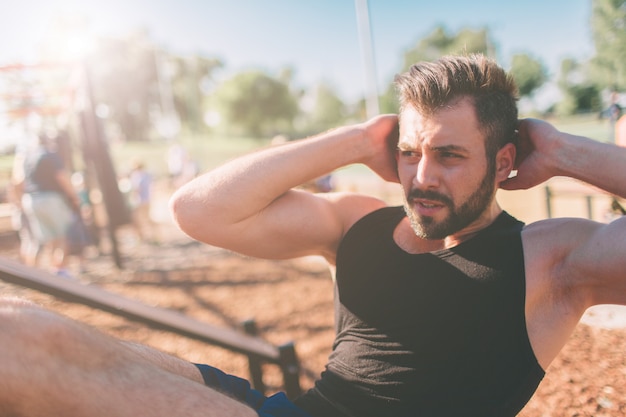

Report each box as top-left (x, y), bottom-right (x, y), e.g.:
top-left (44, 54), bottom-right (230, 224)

top-left (170, 55), bottom-right (223, 133)
top-left (305, 83), bottom-right (347, 133)
top-left (401, 25), bottom-right (495, 72)
top-left (378, 25), bottom-right (496, 115)
top-left (378, 86), bottom-right (399, 115)
top-left (212, 70), bottom-right (299, 138)
top-left (590, 0), bottom-right (626, 90)
top-left (509, 53), bottom-right (548, 98)
top-left (556, 58), bottom-right (601, 115)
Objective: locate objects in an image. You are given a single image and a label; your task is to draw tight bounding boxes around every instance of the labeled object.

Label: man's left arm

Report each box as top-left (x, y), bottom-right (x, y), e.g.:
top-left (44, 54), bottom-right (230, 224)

top-left (501, 118), bottom-right (626, 198)
top-left (507, 119), bottom-right (626, 307)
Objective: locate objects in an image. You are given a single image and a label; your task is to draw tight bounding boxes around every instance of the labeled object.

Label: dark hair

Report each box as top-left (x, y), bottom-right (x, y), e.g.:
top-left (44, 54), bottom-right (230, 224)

top-left (394, 54), bottom-right (519, 158)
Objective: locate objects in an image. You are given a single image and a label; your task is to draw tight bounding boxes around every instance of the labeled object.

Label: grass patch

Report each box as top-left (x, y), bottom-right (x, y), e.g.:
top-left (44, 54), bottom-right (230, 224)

top-left (548, 113), bottom-right (613, 143)
top-left (0, 113), bottom-right (615, 196)
top-left (110, 134), bottom-right (270, 179)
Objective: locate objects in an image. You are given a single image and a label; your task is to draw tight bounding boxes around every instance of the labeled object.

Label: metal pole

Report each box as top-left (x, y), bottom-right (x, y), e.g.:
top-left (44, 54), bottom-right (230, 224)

top-left (278, 342), bottom-right (302, 399)
top-left (355, 0), bottom-right (380, 119)
top-left (545, 186), bottom-right (552, 218)
top-left (585, 195), bottom-right (593, 220)
top-left (242, 319), bottom-right (266, 393)
top-left (80, 62), bottom-right (130, 268)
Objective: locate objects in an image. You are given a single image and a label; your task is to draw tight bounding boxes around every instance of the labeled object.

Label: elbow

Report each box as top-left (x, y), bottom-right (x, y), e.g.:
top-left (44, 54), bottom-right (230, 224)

top-left (168, 188), bottom-right (201, 239)
top-left (169, 191), bottom-right (236, 248)
top-left (168, 190), bottom-right (186, 230)
top-left (168, 176), bottom-right (238, 247)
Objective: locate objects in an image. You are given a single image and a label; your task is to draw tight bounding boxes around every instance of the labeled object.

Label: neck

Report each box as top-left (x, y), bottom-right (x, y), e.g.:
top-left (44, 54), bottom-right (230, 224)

top-left (395, 203), bottom-right (503, 254)
top-left (443, 203), bottom-right (503, 248)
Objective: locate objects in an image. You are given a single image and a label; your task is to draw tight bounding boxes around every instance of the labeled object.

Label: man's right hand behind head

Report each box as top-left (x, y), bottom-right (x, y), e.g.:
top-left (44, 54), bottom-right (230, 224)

top-left (361, 114), bottom-right (400, 183)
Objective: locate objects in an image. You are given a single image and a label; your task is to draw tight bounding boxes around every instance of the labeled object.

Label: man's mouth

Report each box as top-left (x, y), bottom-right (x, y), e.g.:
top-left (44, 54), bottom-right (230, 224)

top-left (414, 199), bottom-right (443, 208)
top-left (412, 198), bottom-right (446, 216)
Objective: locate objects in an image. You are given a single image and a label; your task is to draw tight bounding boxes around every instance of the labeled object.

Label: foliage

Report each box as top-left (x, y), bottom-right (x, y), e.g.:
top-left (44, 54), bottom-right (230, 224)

top-left (212, 70), bottom-right (299, 138)
top-left (170, 55), bottom-right (223, 133)
top-left (377, 25), bottom-right (496, 115)
top-left (556, 58), bottom-right (602, 115)
top-left (401, 25), bottom-right (495, 72)
top-left (81, 32), bottom-right (223, 142)
top-left (303, 83), bottom-right (348, 133)
top-left (5, 11), bottom-right (622, 146)
top-left (509, 53), bottom-right (548, 97)
top-left (590, 0), bottom-right (626, 90)
top-left (556, 84), bottom-right (601, 115)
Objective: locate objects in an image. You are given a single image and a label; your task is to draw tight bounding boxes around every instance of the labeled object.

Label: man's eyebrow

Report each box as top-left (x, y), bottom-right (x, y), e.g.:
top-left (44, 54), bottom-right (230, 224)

top-left (432, 144), bottom-right (469, 153)
top-left (397, 143), bottom-right (469, 153)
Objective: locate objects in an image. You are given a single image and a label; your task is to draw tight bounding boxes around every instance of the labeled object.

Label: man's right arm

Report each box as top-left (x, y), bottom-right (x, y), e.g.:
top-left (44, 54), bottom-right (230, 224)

top-left (169, 115), bottom-right (399, 262)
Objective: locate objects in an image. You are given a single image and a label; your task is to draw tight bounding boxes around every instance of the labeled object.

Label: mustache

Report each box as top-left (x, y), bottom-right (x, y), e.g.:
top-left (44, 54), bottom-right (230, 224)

top-left (407, 189), bottom-right (453, 206)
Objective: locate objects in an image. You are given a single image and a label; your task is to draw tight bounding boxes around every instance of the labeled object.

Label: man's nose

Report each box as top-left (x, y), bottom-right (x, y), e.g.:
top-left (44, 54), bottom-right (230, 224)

top-left (414, 156), bottom-right (440, 188)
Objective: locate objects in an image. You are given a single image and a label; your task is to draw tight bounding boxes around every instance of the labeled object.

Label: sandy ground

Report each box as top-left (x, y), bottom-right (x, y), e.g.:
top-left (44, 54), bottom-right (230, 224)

top-left (1, 177), bottom-right (625, 416)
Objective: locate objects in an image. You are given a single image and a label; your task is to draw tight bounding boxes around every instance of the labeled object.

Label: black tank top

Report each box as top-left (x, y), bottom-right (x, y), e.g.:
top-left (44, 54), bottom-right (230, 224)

top-left (295, 206), bottom-right (545, 417)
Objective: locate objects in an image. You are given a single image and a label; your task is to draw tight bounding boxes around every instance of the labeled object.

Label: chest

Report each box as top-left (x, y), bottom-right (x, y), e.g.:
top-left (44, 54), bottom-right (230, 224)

top-left (337, 243), bottom-right (517, 328)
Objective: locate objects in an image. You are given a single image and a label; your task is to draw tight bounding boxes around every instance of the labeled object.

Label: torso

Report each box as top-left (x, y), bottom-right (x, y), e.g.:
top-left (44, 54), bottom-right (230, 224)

top-left (348, 199), bottom-right (592, 371)
top-left (298, 206), bottom-right (545, 417)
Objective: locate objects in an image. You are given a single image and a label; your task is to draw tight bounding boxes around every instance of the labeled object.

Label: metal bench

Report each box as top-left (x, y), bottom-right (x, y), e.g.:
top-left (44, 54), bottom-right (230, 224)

top-left (0, 255), bottom-right (302, 398)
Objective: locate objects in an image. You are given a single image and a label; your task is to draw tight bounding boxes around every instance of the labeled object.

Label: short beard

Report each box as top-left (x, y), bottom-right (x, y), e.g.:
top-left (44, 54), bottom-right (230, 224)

top-left (402, 166), bottom-right (496, 240)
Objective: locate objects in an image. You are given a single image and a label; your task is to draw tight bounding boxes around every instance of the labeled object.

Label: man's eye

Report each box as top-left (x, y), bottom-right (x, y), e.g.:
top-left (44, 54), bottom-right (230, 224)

top-left (399, 150), bottom-right (420, 158)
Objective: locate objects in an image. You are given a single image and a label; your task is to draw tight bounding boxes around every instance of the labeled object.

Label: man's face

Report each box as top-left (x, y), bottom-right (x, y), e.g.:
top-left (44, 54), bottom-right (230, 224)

top-left (396, 99), bottom-right (497, 240)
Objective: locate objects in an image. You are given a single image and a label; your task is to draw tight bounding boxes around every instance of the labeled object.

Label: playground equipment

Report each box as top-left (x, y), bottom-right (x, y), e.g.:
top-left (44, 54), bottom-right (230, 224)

top-left (0, 61), bottom-right (130, 267)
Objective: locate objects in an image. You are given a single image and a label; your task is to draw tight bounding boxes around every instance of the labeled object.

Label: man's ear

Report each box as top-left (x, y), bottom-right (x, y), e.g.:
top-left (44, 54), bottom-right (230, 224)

top-left (495, 142), bottom-right (516, 183)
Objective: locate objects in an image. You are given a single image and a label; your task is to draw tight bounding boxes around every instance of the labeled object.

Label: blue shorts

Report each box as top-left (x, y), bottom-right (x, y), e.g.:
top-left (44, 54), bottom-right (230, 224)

top-left (194, 364), bottom-right (312, 417)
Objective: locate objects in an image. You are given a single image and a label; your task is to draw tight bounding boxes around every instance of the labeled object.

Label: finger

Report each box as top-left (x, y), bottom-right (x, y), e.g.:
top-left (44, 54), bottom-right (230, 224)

top-left (499, 176), bottom-right (522, 191)
top-left (499, 171), bottom-right (532, 191)
top-left (386, 122), bottom-right (400, 149)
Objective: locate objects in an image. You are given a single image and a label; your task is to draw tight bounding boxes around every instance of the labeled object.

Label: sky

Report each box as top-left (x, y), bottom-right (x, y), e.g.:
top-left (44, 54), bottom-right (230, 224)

top-left (0, 0), bottom-right (594, 103)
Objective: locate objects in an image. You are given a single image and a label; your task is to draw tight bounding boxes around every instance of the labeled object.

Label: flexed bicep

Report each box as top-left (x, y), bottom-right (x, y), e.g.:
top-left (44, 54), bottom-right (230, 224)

top-left (214, 189), bottom-right (344, 260)
top-left (192, 190), bottom-right (383, 263)
top-left (563, 216), bottom-right (626, 307)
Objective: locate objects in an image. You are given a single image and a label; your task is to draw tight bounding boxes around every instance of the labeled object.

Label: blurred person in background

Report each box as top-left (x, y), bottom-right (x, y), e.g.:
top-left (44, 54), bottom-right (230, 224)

top-left (16, 130), bottom-right (81, 277)
top-left (607, 91), bottom-right (623, 143)
top-left (7, 138), bottom-right (38, 264)
top-left (128, 158), bottom-right (159, 244)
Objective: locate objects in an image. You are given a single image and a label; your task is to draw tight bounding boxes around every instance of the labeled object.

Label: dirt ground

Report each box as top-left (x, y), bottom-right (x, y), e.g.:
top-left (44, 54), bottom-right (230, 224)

top-left (1, 196), bottom-right (625, 416)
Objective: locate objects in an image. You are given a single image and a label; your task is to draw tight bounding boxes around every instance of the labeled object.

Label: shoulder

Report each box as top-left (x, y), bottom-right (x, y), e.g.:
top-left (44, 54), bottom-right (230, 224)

top-left (522, 217), bottom-right (599, 264)
top-left (522, 217), bottom-right (600, 250)
top-left (521, 217), bottom-right (607, 299)
top-left (319, 191), bottom-right (388, 235)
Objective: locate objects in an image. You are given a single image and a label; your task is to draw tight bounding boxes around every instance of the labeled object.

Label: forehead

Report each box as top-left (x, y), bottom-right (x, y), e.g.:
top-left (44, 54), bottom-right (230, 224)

top-left (398, 99), bottom-right (484, 149)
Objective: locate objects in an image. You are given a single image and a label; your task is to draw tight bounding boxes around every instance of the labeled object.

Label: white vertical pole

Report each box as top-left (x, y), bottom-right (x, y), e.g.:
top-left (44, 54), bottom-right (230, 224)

top-left (355, 0), bottom-right (380, 118)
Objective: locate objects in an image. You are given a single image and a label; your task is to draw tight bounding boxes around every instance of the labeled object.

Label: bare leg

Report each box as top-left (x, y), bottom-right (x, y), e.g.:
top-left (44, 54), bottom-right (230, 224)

top-left (0, 298), bottom-right (256, 417)
top-left (48, 236), bottom-right (72, 272)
